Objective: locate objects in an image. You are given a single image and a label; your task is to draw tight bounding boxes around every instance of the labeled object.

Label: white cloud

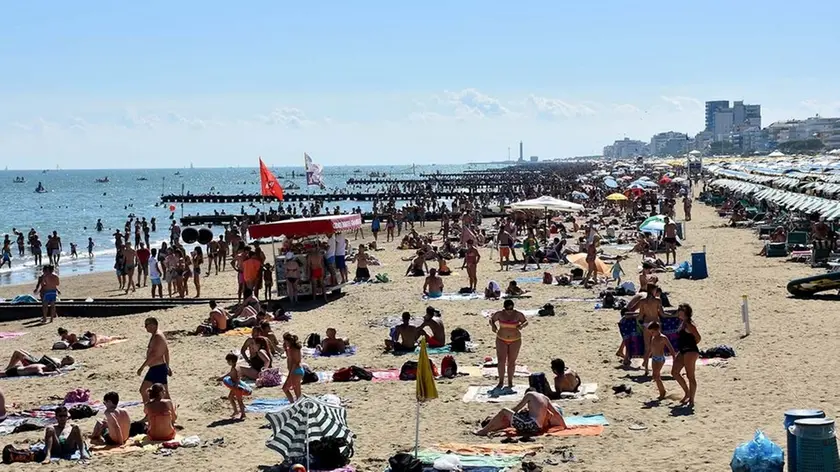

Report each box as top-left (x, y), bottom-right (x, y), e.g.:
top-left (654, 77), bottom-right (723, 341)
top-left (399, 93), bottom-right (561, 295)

top-left (613, 104), bottom-right (642, 114)
top-left (524, 95), bottom-right (597, 119)
top-left (660, 95), bottom-right (702, 111)
top-left (439, 88), bottom-right (510, 118)
top-left (256, 107), bottom-right (312, 128)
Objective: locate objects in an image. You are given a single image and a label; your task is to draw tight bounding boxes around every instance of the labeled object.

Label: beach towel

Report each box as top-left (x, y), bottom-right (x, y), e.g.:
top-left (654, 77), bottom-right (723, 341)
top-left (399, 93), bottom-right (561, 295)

top-left (245, 398), bottom-right (292, 413)
top-left (514, 277), bottom-right (543, 284)
top-left (619, 316), bottom-right (681, 357)
top-left (481, 309), bottom-right (539, 318)
top-left (416, 450), bottom-right (523, 468)
top-left (303, 346), bottom-right (357, 358)
top-left (629, 357), bottom-right (726, 368)
top-left (312, 368), bottom-right (401, 383)
top-left (220, 327), bottom-right (254, 337)
top-left (459, 365), bottom-right (530, 378)
top-left (89, 434), bottom-right (192, 456)
top-left (96, 337), bottom-right (128, 348)
top-left (422, 293), bottom-right (482, 301)
top-left (0, 331), bottom-right (26, 340)
top-left (548, 297), bottom-right (601, 303)
top-left (562, 413), bottom-right (610, 427)
top-left (461, 385), bottom-right (530, 403)
top-left (0, 416), bottom-right (55, 436)
top-left (11, 294), bottom-right (38, 304)
top-left (502, 424), bottom-right (604, 438)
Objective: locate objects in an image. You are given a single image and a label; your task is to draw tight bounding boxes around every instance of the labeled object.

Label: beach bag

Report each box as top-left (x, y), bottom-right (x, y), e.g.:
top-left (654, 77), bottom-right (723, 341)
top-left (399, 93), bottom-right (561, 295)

top-left (52, 340), bottom-right (70, 350)
top-left (602, 291), bottom-right (616, 309)
top-left (701, 345), bottom-right (736, 359)
top-left (528, 373), bottom-right (551, 395)
top-left (674, 261), bottom-right (692, 280)
top-left (255, 368), bottom-right (283, 388)
top-left (450, 328), bottom-right (471, 352)
top-left (332, 367), bottom-right (354, 382)
top-left (458, 287), bottom-right (472, 294)
top-left (351, 366), bottom-right (373, 381)
top-left (555, 275), bottom-right (571, 286)
top-left (542, 272), bottom-right (553, 284)
top-left (302, 366), bottom-right (319, 384)
top-left (389, 453), bottom-right (423, 472)
top-left (305, 333), bottom-right (321, 349)
top-left (309, 437), bottom-right (352, 469)
top-left (129, 421), bottom-right (148, 437)
top-left (730, 430), bottom-right (783, 472)
top-left (2, 445), bottom-right (35, 464)
top-left (69, 404), bottom-right (96, 420)
top-left (537, 303), bottom-right (555, 317)
top-left (660, 291), bottom-right (672, 308)
top-left (399, 361), bottom-right (418, 381)
top-left (571, 267), bottom-right (584, 278)
top-left (441, 355), bottom-right (457, 378)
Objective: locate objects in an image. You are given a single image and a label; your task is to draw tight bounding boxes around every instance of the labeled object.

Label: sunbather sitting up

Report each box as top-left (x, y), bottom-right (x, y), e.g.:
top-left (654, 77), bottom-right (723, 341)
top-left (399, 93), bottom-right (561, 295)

top-left (505, 281), bottom-right (527, 297)
top-left (419, 307), bottom-right (445, 348)
top-left (319, 328), bottom-right (350, 356)
top-left (384, 312), bottom-right (420, 353)
top-left (473, 391), bottom-right (565, 437)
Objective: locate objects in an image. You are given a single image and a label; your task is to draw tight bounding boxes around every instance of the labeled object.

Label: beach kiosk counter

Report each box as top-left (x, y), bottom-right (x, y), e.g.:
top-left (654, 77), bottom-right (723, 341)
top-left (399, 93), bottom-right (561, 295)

top-left (247, 214), bottom-right (362, 298)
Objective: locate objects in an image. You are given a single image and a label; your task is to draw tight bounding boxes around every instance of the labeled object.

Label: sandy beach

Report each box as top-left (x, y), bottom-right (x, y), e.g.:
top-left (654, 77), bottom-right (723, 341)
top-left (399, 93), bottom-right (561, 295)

top-left (0, 199), bottom-right (834, 472)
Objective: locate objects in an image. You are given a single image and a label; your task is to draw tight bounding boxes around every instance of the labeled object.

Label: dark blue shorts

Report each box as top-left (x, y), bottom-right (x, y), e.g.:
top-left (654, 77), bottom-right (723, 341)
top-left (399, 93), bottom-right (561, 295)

top-left (144, 364), bottom-right (168, 385)
top-left (335, 255), bottom-right (346, 270)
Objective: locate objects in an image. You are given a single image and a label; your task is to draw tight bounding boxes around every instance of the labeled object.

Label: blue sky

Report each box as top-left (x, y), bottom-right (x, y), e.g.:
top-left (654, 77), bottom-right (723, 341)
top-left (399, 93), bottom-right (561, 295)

top-left (1, 1), bottom-right (838, 169)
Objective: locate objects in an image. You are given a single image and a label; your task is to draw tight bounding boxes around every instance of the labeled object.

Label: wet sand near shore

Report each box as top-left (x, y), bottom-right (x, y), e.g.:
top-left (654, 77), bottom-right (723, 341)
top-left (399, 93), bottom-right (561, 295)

top-left (0, 200), bottom-right (835, 472)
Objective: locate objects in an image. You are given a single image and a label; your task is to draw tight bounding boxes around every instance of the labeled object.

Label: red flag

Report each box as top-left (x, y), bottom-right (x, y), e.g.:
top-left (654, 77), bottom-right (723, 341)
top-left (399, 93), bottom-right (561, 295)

top-left (259, 158), bottom-right (284, 201)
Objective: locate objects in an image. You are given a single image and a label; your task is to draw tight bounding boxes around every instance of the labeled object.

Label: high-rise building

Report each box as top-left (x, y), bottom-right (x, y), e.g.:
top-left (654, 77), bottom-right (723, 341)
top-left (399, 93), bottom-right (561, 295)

top-left (650, 131), bottom-right (690, 156)
top-left (705, 101), bottom-right (729, 132)
top-left (603, 138), bottom-right (649, 158)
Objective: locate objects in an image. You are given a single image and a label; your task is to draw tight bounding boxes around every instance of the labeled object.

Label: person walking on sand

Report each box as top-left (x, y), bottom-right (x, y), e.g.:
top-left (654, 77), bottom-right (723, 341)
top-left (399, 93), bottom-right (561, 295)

top-left (34, 265), bottom-right (60, 323)
top-left (122, 242), bottom-right (138, 294)
top-left (282, 333), bottom-right (304, 403)
top-left (647, 322), bottom-right (677, 400)
top-left (136, 242), bottom-right (151, 288)
top-left (671, 304), bottom-right (701, 407)
top-left (47, 231), bottom-right (62, 266)
top-left (138, 317), bottom-right (171, 403)
top-left (462, 239), bottom-right (481, 293)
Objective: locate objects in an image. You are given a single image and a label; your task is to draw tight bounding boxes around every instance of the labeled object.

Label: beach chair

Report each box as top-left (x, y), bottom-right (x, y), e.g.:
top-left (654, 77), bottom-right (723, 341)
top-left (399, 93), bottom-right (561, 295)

top-left (787, 231), bottom-right (809, 251)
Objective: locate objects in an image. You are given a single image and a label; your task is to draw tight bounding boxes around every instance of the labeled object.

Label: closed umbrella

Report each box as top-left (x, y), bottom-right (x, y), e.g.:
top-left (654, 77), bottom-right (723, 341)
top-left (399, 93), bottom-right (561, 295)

top-left (606, 193), bottom-right (628, 201)
top-left (414, 337), bottom-right (438, 457)
top-left (266, 396), bottom-right (355, 470)
top-left (567, 252), bottom-right (610, 275)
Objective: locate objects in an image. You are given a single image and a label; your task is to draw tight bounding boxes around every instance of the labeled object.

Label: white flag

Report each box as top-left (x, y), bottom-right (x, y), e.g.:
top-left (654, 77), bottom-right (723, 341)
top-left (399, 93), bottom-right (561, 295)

top-left (304, 153), bottom-right (324, 187)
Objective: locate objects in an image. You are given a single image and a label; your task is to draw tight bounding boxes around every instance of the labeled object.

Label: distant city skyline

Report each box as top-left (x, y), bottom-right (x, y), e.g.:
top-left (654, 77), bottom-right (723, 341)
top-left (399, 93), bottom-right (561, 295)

top-left (1, 1), bottom-right (839, 169)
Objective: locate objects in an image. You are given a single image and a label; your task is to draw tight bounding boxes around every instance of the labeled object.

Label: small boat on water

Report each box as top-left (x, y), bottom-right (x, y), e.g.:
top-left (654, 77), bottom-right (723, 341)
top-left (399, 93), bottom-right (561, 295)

top-left (35, 182), bottom-right (46, 193)
top-left (95, 176), bottom-right (109, 183)
top-left (174, 171), bottom-right (181, 176)
top-left (136, 177), bottom-right (148, 181)
top-left (13, 177), bottom-right (25, 183)
top-left (284, 180), bottom-right (301, 190)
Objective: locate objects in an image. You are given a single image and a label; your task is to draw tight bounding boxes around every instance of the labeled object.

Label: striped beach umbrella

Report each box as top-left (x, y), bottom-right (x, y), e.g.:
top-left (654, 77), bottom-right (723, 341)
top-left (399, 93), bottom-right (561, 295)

top-left (265, 396), bottom-right (354, 465)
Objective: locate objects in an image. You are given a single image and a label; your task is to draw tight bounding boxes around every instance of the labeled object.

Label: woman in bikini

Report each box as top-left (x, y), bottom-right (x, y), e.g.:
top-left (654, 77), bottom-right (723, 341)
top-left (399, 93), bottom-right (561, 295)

top-left (191, 247), bottom-right (203, 298)
top-left (239, 328), bottom-right (272, 381)
top-left (489, 299), bottom-right (528, 395)
top-left (671, 303), bottom-right (701, 407)
top-left (144, 383), bottom-right (177, 441)
top-left (284, 252), bottom-right (301, 304)
top-left (282, 333), bottom-right (304, 403)
top-left (181, 249), bottom-right (192, 297)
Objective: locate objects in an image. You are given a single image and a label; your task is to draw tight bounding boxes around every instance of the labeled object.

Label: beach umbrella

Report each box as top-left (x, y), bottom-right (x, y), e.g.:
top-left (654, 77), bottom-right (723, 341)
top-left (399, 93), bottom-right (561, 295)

top-left (606, 193), bottom-right (628, 201)
top-left (571, 191), bottom-right (589, 200)
top-left (639, 215), bottom-right (667, 232)
top-left (509, 196), bottom-right (584, 212)
top-left (266, 395), bottom-right (355, 469)
top-left (414, 337), bottom-right (438, 457)
top-left (567, 252), bottom-right (610, 276)
top-left (659, 176), bottom-right (672, 185)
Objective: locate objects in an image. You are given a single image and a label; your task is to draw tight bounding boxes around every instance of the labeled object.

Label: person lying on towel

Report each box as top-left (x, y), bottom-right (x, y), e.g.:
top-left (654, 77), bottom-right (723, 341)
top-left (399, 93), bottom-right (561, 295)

top-left (3, 350), bottom-right (74, 377)
top-left (384, 312), bottom-right (421, 353)
top-left (319, 328), bottom-right (350, 356)
top-left (473, 392), bottom-right (566, 437)
top-left (57, 327), bottom-right (111, 349)
top-left (546, 359), bottom-right (581, 396)
top-left (419, 306), bottom-right (446, 348)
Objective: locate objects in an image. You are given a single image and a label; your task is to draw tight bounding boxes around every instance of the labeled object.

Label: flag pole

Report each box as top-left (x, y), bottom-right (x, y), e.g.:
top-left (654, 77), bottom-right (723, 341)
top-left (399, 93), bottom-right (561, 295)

top-left (414, 401), bottom-right (421, 458)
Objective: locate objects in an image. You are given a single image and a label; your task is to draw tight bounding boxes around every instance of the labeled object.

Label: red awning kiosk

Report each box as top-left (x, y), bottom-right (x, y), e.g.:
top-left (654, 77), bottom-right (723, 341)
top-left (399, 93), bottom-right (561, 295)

top-left (247, 214), bottom-right (362, 299)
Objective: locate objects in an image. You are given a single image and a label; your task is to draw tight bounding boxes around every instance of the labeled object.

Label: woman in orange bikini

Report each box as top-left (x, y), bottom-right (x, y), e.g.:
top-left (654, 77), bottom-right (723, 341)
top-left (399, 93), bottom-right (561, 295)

top-left (489, 299), bottom-right (528, 395)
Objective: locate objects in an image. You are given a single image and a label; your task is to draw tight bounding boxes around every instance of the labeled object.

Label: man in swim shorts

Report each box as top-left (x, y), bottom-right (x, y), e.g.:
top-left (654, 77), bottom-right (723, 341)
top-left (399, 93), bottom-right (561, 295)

top-left (138, 318), bottom-right (171, 403)
top-left (307, 246), bottom-right (327, 302)
top-left (41, 405), bottom-right (88, 463)
top-left (34, 265), bottom-right (60, 323)
top-left (385, 312), bottom-right (421, 353)
top-left (422, 268), bottom-right (444, 298)
top-left (662, 217), bottom-right (678, 265)
top-left (473, 391), bottom-right (565, 436)
top-left (91, 391), bottom-right (130, 446)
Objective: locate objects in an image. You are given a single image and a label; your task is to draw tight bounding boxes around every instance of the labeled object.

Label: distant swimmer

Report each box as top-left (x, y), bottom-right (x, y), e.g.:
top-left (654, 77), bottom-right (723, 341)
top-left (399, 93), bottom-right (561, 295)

top-left (96, 219), bottom-right (103, 232)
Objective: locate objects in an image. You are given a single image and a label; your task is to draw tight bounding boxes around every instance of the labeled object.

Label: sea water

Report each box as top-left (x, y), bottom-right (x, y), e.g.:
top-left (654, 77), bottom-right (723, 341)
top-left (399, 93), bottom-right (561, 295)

top-left (0, 164), bottom-right (485, 286)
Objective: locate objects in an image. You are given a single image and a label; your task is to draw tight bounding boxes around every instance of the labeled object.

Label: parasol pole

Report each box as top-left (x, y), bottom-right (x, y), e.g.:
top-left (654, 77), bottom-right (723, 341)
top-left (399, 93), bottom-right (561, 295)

top-left (414, 401), bottom-right (421, 458)
top-left (306, 402), bottom-right (311, 472)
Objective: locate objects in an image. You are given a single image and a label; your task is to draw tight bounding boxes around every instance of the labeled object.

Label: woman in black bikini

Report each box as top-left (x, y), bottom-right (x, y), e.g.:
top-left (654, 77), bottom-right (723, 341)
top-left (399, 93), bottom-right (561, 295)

top-left (191, 247), bottom-right (203, 298)
top-left (671, 303), bottom-right (700, 407)
top-left (239, 327), bottom-right (272, 381)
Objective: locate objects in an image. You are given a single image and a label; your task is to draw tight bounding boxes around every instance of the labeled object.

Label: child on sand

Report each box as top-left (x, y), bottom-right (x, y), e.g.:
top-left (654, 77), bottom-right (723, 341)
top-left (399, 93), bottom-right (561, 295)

top-left (610, 255), bottom-right (625, 286)
top-left (647, 322), bottom-right (677, 399)
top-left (224, 353), bottom-right (247, 419)
top-left (70, 243), bottom-right (78, 259)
